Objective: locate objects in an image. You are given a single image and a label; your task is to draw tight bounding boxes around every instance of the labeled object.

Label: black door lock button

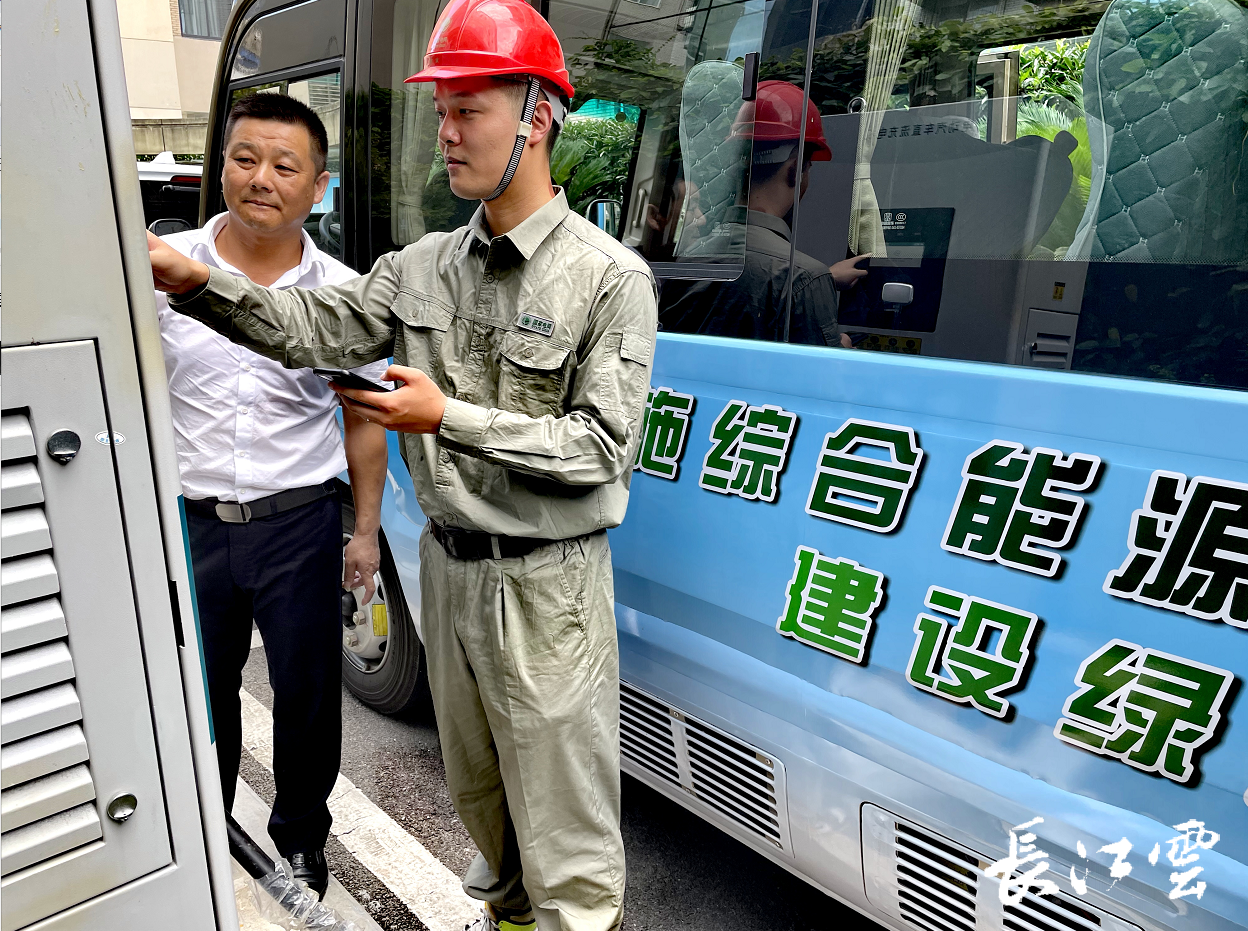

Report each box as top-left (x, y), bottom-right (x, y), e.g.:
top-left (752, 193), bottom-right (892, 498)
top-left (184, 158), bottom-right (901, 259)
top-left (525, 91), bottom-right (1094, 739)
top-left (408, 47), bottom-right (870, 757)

top-left (46, 430), bottom-right (81, 464)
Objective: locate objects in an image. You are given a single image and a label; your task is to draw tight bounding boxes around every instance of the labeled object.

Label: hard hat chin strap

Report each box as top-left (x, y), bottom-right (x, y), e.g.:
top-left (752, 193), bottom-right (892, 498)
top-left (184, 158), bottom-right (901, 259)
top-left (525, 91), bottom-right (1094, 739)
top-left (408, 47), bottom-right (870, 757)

top-left (484, 77), bottom-right (541, 202)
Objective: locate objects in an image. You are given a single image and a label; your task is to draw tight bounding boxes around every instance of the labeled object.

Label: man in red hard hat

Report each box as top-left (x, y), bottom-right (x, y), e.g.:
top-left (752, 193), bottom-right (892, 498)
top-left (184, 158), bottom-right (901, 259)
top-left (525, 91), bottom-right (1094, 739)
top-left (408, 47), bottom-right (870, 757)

top-left (148, 1), bottom-right (656, 928)
top-left (661, 80), bottom-right (863, 344)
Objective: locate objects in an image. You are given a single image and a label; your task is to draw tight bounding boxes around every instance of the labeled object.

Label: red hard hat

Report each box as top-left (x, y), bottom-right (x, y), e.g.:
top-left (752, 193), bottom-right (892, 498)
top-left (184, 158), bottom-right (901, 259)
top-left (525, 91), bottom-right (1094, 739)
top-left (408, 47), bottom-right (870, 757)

top-left (405, 0), bottom-right (575, 100)
top-left (730, 80), bottom-right (830, 161)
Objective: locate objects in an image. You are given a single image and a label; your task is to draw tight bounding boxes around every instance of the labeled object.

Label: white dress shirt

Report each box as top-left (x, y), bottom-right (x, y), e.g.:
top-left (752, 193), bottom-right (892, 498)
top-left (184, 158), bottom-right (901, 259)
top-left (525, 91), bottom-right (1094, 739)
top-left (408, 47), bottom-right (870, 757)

top-left (157, 212), bottom-right (388, 503)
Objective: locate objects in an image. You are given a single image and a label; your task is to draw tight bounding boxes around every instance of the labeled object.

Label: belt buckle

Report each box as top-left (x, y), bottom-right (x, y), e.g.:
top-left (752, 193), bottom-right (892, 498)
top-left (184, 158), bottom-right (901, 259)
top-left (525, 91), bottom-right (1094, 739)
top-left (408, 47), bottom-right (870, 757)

top-left (215, 502), bottom-right (252, 523)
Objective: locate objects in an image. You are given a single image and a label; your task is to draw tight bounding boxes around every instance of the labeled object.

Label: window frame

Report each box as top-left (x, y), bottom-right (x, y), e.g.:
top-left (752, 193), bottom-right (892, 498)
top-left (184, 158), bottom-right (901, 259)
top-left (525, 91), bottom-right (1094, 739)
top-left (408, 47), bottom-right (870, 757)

top-left (203, 0), bottom-right (364, 266)
top-left (178, 0), bottom-right (235, 40)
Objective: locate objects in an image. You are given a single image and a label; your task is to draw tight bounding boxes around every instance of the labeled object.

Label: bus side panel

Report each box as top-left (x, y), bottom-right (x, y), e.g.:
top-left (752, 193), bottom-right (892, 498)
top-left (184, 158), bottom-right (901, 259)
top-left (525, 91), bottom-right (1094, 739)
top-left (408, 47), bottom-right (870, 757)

top-left (608, 333), bottom-right (1247, 928)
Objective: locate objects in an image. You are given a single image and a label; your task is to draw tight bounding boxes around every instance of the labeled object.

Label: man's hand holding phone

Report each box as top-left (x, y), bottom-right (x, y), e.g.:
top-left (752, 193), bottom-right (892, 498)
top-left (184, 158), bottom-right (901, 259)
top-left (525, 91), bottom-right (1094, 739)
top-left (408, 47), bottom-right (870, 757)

top-left (329, 365), bottom-right (447, 434)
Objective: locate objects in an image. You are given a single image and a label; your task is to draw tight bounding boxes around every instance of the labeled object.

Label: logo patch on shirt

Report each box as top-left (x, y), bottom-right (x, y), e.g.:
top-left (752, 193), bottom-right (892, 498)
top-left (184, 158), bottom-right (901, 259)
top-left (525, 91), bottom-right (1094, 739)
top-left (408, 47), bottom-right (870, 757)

top-left (517, 313), bottom-right (555, 337)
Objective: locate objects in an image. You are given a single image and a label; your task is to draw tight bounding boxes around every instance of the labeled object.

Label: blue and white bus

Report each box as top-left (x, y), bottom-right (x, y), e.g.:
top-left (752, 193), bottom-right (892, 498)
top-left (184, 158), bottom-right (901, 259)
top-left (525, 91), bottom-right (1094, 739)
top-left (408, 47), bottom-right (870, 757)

top-left (203, 1), bottom-right (1247, 930)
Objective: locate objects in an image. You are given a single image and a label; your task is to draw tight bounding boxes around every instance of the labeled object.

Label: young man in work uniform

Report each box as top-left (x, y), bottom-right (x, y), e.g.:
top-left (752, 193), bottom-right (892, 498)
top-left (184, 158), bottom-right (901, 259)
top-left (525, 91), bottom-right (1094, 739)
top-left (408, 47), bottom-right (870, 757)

top-left (147, 1), bottom-right (658, 928)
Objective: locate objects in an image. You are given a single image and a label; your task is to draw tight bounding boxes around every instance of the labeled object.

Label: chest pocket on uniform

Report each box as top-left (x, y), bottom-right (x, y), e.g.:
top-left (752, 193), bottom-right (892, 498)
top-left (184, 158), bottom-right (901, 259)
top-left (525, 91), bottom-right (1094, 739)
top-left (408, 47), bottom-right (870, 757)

top-left (392, 289), bottom-right (453, 385)
top-left (498, 330), bottom-right (573, 418)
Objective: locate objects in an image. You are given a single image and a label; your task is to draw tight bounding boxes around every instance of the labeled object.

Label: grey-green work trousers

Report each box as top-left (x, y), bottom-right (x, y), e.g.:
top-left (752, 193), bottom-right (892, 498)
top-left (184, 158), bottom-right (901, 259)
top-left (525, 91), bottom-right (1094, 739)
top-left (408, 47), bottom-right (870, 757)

top-left (419, 526), bottom-right (625, 931)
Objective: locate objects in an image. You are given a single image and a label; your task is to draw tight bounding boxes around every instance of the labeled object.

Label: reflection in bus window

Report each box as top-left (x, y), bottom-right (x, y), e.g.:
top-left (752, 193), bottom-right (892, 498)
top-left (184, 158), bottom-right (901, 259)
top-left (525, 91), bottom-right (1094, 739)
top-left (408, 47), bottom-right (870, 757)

top-left (229, 74), bottom-right (344, 259)
top-left (369, 0), bottom-right (766, 273)
top-left (549, 0), bottom-right (765, 271)
top-left (660, 80), bottom-right (849, 346)
top-left (794, 0), bottom-right (1248, 390)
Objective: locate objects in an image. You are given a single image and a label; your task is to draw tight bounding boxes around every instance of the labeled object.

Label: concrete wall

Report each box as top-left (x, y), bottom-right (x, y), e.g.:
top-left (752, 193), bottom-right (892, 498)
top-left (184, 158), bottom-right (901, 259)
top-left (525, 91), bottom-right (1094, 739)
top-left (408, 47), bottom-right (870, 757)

top-left (133, 117), bottom-right (209, 155)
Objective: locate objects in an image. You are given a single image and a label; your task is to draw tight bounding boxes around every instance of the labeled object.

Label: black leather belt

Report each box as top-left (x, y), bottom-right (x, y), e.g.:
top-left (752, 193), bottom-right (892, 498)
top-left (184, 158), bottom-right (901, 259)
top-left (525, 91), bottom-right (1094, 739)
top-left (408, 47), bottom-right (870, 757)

top-left (185, 480), bottom-right (337, 524)
top-left (429, 519), bottom-right (558, 560)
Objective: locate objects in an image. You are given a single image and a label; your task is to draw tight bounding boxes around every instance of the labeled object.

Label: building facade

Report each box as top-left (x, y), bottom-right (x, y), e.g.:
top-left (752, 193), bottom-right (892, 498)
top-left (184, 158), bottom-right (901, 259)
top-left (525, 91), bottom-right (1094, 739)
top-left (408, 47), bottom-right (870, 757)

top-left (120, 0), bottom-right (231, 153)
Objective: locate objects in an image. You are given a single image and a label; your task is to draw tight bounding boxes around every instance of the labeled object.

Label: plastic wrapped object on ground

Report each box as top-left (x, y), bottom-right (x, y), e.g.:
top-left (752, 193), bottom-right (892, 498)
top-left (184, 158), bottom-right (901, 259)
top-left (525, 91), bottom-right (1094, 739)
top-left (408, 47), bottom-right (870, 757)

top-left (250, 858), bottom-right (362, 931)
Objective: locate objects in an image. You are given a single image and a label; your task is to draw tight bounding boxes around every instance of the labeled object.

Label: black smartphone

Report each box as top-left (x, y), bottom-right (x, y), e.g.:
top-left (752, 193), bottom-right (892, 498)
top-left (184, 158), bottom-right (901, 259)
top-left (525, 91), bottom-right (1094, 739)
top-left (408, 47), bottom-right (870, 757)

top-left (312, 368), bottom-right (394, 393)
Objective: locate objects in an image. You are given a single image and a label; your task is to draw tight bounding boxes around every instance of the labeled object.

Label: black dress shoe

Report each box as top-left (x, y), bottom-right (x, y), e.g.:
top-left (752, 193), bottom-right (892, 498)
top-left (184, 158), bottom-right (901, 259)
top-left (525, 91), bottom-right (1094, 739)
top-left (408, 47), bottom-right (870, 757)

top-left (288, 848), bottom-right (329, 900)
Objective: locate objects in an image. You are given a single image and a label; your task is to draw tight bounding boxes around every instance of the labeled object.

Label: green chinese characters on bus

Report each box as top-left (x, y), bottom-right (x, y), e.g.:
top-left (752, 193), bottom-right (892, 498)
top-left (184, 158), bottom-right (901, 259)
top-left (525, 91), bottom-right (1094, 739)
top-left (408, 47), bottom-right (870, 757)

top-left (805, 420), bottom-right (925, 532)
top-left (633, 387), bottom-right (695, 480)
top-left (699, 400), bottom-right (798, 502)
top-left (942, 441), bottom-right (1102, 578)
top-left (1105, 471), bottom-right (1248, 629)
top-left (906, 587), bottom-right (1040, 718)
top-left (1055, 640), bottom-right (1234, 785)
top-left (777, 545), bottom-right (885, 663)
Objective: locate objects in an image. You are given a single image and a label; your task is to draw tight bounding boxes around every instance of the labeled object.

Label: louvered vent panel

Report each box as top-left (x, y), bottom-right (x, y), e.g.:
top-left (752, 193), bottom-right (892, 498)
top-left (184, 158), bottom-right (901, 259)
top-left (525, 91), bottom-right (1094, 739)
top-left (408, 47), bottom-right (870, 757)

top-left (1006, 891), bottom-right (1103, 931)
top-left (892, 820), bottom-right (979, 931)
top-left (620, 681), bottom-right (680, 784)
top-left (863, 805), bottom-right (1147, 931)
top-left (0, 413), bottom-right (101, 877)
top-left (619, 680), bottom-right (791, 855)
top-left (685, 718), bottom-right (783, 848)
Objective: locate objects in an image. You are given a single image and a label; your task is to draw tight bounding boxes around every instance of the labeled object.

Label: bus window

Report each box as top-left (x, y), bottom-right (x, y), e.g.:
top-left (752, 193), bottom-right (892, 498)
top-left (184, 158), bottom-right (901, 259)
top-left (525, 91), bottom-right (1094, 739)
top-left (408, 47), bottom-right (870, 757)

top-left (368, 0), bottom-right (767, 276)
top-left (655, 0), bottom-right (848, 348)
top-left (228, 73), bottom-right (345, 259)
top-left (794, 0), bottom-right (1248, 390)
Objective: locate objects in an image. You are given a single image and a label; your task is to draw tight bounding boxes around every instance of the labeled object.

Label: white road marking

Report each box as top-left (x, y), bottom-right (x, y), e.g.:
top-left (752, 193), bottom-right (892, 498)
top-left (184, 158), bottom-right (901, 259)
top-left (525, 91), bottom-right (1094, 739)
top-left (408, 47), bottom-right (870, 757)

top-left (239, 688), bottom-right (481, 931)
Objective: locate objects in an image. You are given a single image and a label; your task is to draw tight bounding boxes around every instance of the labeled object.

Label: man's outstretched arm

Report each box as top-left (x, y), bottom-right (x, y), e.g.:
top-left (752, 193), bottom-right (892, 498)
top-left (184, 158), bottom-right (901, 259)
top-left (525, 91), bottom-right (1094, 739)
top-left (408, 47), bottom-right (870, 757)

top-left (149, 232), bottom-right (402, 370)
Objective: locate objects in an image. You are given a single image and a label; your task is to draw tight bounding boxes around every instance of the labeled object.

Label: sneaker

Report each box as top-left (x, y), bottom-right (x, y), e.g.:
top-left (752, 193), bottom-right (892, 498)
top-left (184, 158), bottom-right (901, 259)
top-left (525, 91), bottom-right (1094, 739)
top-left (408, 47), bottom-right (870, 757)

top-left (498, 918), bottom-right (536, 931)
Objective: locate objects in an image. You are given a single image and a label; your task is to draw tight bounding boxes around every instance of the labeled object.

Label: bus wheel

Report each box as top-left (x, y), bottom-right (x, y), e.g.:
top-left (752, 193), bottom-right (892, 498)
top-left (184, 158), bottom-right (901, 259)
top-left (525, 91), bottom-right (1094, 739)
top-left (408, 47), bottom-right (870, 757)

top-left (340, 492), bottom-right (428, 716)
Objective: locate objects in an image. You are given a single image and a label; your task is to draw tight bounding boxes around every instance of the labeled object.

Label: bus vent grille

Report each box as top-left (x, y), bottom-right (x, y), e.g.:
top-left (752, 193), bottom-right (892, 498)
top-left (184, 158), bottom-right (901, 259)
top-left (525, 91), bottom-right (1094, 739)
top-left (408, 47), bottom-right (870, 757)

top-left (1005, 891), bottom-right (1103, 931)
top-left (619, 680), bottom-right (791, 855)
top-left (620, 680), bottom-right (680, 784)
top-left (1, 412), bottom-right (102, 877)
top-left (863, 804), bottom-right (1145, 931)
top-left (892, 818), bottom-right (980, 931)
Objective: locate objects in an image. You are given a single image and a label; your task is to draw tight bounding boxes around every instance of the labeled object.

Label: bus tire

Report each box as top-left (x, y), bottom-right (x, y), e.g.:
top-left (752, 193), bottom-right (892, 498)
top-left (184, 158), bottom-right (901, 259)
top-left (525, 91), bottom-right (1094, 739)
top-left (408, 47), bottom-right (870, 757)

top-left (339, 484), bottom-right (429, 716)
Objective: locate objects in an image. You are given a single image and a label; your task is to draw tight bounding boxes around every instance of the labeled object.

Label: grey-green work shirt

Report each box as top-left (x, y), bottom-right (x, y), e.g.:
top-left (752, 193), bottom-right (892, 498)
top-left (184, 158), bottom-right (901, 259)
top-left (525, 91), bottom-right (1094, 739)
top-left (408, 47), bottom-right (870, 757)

top-left (170, 190), bottom-right (659, 540)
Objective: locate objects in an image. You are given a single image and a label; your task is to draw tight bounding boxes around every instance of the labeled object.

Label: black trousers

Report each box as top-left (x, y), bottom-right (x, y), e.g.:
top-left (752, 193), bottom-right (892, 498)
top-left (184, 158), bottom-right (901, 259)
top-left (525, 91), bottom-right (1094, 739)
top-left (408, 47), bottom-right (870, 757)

top-left (187, 493), bottom-right (342, 856)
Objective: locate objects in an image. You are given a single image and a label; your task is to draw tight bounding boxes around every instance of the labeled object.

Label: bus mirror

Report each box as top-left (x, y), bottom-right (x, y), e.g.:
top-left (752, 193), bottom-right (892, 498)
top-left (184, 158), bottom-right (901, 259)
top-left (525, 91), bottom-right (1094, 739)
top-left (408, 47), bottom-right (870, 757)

top-left (148, 218), bottom-right (194, 236)
top-left (585, 199), bottom-right (622, 237)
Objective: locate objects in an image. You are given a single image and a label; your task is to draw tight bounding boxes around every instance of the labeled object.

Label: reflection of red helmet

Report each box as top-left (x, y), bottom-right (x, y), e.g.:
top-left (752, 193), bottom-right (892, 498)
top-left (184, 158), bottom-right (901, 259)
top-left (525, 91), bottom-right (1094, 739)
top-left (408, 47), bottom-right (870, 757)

top-left (405, 0), bottom-right (575, 100)
top-left (730, 80), bottom-right (830, 161)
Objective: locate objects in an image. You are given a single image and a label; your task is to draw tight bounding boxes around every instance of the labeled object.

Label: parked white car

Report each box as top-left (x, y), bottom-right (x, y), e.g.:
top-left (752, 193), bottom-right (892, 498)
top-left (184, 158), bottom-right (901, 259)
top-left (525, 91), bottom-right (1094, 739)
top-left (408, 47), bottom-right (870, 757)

top-left (137, 151), bottom-right (203, 232)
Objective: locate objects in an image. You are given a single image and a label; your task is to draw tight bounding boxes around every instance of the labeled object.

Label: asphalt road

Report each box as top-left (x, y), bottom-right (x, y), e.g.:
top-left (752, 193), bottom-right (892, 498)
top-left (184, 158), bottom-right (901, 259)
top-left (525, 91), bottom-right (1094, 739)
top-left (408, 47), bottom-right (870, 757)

top-left (240, 647), bottom-right (880, 931)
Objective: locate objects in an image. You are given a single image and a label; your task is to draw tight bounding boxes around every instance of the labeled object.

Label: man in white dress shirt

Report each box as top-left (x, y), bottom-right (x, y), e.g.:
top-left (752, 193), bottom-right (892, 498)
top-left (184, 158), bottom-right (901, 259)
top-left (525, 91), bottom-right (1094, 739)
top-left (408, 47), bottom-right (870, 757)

top-left (155, 92), bottom-right (387, 897)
